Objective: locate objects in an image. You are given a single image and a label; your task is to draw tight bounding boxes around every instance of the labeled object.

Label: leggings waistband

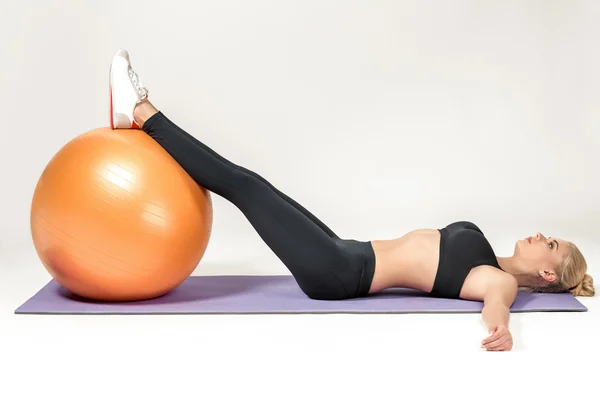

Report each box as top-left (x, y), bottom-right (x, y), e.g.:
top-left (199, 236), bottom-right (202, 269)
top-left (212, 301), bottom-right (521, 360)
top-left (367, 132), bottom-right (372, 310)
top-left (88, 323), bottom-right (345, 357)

top-left (356, 241), bottom-right (376, 297)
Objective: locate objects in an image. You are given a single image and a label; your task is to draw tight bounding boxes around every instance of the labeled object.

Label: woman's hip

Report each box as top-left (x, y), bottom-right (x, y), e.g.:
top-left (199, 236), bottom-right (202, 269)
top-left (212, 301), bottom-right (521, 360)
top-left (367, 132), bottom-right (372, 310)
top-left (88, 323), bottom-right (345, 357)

top-left (290, 239), bottom-right (375, 300)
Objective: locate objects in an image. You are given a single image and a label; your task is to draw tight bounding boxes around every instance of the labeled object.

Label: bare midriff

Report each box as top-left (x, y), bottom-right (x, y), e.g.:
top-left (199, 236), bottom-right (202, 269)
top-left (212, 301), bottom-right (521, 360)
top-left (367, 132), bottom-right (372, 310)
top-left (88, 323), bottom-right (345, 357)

top-left (368, 229), bottom-right (442, 294)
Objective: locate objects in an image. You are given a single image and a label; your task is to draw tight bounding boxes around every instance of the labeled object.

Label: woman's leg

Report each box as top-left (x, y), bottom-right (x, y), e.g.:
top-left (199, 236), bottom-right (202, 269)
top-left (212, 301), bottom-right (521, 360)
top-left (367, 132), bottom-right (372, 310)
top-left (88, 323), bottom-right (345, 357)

top-left (108, 48), bottom-right (373, 299)
top-left (137, 106), bottom-right (370, 300)
top-left (158, 115), bottom-right (338, 238)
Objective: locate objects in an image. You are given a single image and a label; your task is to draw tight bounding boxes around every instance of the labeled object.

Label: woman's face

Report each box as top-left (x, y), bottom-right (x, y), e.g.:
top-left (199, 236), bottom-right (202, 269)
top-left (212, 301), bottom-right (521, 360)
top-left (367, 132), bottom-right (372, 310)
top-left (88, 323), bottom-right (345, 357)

top-left (514, 232), bottom-right (569, 283)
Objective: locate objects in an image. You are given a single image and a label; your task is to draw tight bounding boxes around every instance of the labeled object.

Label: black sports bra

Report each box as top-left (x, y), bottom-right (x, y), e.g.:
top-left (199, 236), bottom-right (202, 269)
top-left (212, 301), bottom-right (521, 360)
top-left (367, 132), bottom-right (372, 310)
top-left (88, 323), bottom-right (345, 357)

top-left (431, 221), bottom-right (502, 299)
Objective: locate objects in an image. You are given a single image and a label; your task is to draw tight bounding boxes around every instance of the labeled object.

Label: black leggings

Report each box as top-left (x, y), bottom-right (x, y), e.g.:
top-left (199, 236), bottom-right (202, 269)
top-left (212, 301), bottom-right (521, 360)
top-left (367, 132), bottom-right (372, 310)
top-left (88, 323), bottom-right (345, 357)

top-left (142, 112), bottom-right (375, 300)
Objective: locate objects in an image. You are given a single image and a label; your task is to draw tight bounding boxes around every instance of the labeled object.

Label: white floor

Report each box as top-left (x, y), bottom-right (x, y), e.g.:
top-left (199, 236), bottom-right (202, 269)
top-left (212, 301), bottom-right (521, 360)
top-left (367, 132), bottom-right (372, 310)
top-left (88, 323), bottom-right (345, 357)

top-left (1, 242), bottom-right (599, 400)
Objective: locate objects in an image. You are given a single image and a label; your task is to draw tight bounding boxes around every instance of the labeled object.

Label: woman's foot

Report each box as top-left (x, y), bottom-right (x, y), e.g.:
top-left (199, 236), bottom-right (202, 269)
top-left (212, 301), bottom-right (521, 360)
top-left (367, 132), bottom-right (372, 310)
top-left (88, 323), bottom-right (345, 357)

top-left (109, 49), bottom-right (149, 129)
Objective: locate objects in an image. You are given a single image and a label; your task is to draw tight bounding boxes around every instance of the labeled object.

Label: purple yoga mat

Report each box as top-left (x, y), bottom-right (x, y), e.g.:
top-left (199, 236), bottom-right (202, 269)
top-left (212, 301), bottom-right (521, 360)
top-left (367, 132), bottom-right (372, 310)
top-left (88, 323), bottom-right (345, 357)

top-left (15, 275), bottom-right (587, 314)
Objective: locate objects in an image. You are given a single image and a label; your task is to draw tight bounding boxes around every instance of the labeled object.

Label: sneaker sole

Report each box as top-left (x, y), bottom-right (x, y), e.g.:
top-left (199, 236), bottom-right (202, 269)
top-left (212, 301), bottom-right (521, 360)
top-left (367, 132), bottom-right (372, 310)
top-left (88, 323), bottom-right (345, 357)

top-left (109, 58), bottom-right (116, 129)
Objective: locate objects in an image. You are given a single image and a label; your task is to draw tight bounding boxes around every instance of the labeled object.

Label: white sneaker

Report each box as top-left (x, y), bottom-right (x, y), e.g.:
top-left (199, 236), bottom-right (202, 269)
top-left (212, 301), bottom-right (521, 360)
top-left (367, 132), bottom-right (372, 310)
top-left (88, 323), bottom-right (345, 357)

top-left (109, 49), bottom-right (149, 129)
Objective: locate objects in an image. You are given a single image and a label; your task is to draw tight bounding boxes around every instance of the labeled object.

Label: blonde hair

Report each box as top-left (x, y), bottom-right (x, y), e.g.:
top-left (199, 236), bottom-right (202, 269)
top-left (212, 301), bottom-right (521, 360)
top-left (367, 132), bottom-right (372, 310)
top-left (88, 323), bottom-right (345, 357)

top-left (534, 242), bottom-right (595, 297)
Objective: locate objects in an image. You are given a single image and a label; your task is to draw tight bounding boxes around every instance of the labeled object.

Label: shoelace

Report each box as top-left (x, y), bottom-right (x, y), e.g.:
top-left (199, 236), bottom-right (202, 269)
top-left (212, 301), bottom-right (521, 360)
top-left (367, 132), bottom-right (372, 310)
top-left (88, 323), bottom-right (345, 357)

top-left (128, 66), bottom-right (148, 100)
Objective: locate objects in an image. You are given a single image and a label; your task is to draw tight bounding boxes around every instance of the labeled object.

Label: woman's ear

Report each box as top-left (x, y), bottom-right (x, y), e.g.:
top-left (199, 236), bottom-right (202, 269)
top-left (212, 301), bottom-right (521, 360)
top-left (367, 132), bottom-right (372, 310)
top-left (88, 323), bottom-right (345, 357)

top-left (539, 270), bottom-right (557, 283)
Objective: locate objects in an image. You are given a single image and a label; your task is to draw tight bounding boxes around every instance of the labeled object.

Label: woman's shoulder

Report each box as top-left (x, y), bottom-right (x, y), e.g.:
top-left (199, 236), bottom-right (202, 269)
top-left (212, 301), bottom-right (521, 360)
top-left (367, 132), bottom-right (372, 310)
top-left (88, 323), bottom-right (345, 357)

top-left (460, 265), bottom-right (517, 301)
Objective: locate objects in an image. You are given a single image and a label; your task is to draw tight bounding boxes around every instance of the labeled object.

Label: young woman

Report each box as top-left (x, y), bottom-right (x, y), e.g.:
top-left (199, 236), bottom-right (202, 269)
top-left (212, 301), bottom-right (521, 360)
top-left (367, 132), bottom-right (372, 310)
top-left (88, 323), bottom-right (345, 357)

top-left (109, 49), bottom-right (594, 351)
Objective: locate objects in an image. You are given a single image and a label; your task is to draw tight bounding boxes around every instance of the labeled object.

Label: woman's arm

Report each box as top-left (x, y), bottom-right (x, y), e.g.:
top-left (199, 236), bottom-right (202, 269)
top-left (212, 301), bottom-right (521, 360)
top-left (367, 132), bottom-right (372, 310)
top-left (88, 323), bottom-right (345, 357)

top-left (460, 266), bottom-right (519, 351)
top-left (480, 275), bottom-right (518, 351)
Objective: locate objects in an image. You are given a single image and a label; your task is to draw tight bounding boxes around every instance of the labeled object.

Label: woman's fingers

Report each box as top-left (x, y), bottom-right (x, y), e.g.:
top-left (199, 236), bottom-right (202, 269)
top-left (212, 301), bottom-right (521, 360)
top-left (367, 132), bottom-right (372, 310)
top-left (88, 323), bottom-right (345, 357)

top-left (481, 325), bottom-right (506, 346)
top-left (485, 335), bottom-right (512, 351)
top-left (481, 329), bottom-right (502, 346)
top-left (481, 326), bottom-right (513, 350)
top-left (486, 341), bottom-right (512, 351)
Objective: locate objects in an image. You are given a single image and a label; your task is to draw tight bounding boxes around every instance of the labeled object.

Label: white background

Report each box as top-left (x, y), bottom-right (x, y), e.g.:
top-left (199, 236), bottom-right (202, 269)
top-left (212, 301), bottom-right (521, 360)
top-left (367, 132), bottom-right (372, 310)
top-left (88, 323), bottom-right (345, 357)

top-left (1, 1), bottom-right (599, 399)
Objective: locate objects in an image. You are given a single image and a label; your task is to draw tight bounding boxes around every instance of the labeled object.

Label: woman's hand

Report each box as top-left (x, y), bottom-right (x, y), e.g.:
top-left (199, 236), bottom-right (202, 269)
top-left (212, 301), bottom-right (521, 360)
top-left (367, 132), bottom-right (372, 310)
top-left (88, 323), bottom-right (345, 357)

top-left (481, 325), bottom-right (513, 351)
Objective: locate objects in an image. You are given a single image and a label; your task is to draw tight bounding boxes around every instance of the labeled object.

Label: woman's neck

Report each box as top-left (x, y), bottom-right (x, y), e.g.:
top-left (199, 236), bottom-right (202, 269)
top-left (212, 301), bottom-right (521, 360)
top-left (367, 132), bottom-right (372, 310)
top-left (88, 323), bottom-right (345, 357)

top-left (496, 256), bottom-right (532, 287)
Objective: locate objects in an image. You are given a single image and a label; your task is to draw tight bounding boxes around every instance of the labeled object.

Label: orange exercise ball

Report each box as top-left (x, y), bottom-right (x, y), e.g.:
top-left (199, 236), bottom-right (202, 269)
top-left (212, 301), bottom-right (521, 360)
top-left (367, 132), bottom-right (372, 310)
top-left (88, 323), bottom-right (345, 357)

top-left (30, 127), bottom-right (213, 301)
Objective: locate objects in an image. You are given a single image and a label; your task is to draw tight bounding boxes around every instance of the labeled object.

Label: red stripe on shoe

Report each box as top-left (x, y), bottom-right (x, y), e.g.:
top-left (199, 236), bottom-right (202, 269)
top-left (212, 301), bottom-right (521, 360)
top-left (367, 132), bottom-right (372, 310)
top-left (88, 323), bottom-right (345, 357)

top-left (109, 86), bottom-right (114, 129)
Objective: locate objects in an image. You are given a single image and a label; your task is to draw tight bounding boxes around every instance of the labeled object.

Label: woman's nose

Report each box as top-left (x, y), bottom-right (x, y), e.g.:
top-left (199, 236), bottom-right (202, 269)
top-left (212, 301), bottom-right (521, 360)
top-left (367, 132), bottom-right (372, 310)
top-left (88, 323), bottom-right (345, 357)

top-left (536, 232), bottom-right (545, 240)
